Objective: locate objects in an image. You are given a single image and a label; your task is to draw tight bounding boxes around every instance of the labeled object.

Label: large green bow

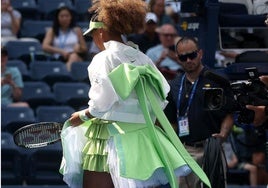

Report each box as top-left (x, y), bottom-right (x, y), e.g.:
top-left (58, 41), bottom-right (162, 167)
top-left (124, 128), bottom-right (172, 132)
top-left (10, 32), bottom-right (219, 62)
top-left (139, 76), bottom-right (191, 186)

top-left (108, 63), bottom-right (211, 188)
top-left (109, 63), bottom-right (165, 100)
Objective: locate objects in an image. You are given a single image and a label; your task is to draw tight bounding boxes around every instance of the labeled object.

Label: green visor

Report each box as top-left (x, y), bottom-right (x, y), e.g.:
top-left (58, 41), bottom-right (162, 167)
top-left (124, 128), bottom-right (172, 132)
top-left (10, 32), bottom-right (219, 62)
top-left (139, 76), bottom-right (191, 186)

top-left (83, 21), bottom-right (104, 36)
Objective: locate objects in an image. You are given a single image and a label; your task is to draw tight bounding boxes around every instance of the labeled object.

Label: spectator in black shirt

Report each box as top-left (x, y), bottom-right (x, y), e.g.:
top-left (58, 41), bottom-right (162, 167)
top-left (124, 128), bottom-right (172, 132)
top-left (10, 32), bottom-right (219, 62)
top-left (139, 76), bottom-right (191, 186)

top-left (164, 36), bottom-right (234, 188)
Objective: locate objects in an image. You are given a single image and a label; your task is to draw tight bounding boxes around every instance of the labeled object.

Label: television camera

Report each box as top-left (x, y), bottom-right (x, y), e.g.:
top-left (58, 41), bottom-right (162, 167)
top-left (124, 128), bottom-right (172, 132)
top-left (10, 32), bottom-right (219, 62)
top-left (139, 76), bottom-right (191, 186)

top-left (203, 67), bottom-right (268, 124)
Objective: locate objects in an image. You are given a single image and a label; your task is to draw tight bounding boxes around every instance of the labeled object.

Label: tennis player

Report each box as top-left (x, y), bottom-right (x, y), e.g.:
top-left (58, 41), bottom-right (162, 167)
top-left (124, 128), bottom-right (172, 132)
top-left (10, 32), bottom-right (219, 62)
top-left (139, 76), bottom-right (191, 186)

top-left (59, 1), bottom-right (211, 188)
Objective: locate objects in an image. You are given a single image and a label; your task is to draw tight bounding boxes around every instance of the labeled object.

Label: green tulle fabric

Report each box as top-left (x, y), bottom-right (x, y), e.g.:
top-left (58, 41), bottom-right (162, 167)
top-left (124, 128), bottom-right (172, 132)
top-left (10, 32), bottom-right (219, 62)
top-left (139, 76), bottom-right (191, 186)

top-left (82, 118), bottom-right (111, 172)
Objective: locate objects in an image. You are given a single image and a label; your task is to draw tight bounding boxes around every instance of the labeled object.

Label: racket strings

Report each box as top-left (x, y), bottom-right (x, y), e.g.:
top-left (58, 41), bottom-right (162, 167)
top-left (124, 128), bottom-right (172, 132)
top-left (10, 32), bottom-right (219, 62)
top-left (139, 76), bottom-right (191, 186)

top-left (14, 123), bottom-right (62, 148)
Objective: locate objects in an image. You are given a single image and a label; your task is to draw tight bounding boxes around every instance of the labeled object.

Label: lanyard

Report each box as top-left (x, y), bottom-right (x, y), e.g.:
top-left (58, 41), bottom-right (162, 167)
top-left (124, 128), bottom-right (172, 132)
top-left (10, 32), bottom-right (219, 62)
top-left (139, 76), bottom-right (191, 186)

top-left (59, 30), bottom-right (70, 49)
top-left (177, 74), bottom-right (199, 117)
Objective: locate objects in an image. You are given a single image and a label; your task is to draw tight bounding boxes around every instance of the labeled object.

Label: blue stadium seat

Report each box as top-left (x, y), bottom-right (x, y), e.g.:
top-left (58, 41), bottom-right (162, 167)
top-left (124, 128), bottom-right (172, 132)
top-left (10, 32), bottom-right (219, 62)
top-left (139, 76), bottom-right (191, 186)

top-left (20, 20), bottom-right (52, 43)
top-left (35, 105), bottom-right (75, 123)
top-left (227, 168), bottom-right (250, 185)
top-left (53, 82), bottom-right (90, 110)
top-left (77, 21), bottom-right (90, 34)
top-left (1, 132), bottom-right (24, 185)
top-left (219, 14), bottom-right (267, 27)
top-left (70, 61), bottom-right (90, 83)
top-left (73, 0), bottom-right (91, 21)
top-left (5, 40), bottom-right (42, 59)
top-left (22, 81), bottom-right (56, 109)
top-left (7, 59), bottom-right (31, 81)
top-left (219, 2), bottom-right (248, 15)
top-left (25, 141), bottom-right (66, 185)
top-left (218, 2), bottom-right (267, 27)
top-left (36, 0), bottom-right (74, 20)
top-left (29, 61), bottom-right (73, 86)
top-left (1, 106), bottom-right (36, 134)
top-left (10, 0), bottom-right (40, 20)
top-left (4, 40), bottom-right (49, 66)
top-left (77, 21), bottom-right (93, 43)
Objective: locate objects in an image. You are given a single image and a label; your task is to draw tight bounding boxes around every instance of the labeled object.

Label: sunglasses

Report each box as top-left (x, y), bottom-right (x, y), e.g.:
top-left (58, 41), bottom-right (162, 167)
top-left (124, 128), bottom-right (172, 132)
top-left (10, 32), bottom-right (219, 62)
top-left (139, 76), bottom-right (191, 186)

top-left (177, 50), bottom-right (198, 62)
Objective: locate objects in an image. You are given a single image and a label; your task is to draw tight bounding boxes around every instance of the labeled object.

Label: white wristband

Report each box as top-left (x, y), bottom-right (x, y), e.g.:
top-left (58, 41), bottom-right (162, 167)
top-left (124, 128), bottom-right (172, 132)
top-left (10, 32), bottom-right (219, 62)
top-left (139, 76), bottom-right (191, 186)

top-left (79, 110), bottom-right (90, 122)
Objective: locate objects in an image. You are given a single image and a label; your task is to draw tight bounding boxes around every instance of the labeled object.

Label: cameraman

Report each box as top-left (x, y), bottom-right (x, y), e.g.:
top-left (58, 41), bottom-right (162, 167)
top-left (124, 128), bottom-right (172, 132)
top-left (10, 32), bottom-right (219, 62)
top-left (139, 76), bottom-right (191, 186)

top-left (246, 75), bottom-right (268, 126)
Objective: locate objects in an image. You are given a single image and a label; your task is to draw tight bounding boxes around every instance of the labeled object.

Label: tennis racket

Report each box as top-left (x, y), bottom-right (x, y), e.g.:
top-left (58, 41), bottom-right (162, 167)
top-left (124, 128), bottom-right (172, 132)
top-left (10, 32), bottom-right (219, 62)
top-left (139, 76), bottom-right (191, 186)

top-left (13, 122), bottom-right (63, 148)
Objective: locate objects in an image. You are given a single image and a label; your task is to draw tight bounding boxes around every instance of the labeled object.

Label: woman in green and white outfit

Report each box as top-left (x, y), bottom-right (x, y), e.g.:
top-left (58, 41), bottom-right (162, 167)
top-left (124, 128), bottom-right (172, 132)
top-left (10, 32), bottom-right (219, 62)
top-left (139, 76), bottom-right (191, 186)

top-left (60, 1), bottom-right (211, 188)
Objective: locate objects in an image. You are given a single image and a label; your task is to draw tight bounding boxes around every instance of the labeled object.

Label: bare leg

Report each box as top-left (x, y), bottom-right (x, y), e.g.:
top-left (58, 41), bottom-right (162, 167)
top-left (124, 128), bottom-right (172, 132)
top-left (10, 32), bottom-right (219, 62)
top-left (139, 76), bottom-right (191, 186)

top-left (9, 102), bottom-right (29, 107)
top-left (83, 170), bottom-right (114, 188)
top-left (243, 163), bottom-right (257, 186)
top-left (66, 53), bottom-right (82, 71)
top-left (252, 152), bottom-right (267, 185)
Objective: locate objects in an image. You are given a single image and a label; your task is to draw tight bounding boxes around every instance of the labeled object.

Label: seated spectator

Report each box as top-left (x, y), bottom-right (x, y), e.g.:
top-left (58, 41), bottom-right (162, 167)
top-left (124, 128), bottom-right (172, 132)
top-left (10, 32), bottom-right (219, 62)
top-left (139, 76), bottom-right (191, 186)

top-left (215, 49), bottom-right (243, 66)
top-left (146, 24), bottom-right (182, 80)
top-left (147, 0), bottom-right (174, 26)
top-left (223, 140), bottom-right (258, 186)
top-left (127, 12), bottom-right (160, 53)
top-left (165, 4), bottom-right (180, 26)
top-left (1, 46), bottom-right (29, 107)
top-left (42, 6), bottom-right (88, 71)
top-left (1, 0), bottom-right (22, 45)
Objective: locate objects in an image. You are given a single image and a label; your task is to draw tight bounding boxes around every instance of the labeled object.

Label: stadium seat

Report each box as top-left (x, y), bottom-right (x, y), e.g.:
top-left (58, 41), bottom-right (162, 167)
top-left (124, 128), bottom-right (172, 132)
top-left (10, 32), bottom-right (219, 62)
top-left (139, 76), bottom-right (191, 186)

top-left (220, 0), bottom-right (254, 14)
top-left (218, 2), bottom-right (267, 27)
top-left (73, 0), bottom-right (91, 21)
top-left (10, 0), bottom-right (40, 20)
top-left (29, 61), bottom-right (73, 86)
top-left (70, 61), bottom-right (90, 83)
top-left (22, 81), bottom-right (56, 109)
top-left (20, 20), bottom-right (52, 43)
top-left (1, 132), bottom-right (24, 185)
top-left (4, 40), bottom-right (42, 59)
top-left (4, 40), bottom-right (49, 66)
top-left (219, 14), bottom-right (267, 27)
top-left (77, 21), bottom-right (90, 34)
top-left (35, 105), bottom-right (75, 123)
top-left (219, 2), bottom-right (249, 15)
top-left (25, 141), bottom-right (66, 185)
top-left (1, 106), bottom-right (36, 134)
top-left (7, 59), bottom-right (31, 81)
top-left (227, 168), bottom-right (250, 185)
top-left (37, 0), bottom-right (74, 20)
top-left (53, 82), bottom-right (90, 110)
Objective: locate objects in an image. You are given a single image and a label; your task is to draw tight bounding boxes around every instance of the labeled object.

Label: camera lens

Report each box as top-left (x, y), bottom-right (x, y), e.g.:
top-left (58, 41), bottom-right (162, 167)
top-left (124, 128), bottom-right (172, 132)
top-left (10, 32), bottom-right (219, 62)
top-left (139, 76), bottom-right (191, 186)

top-left (207, 94), bottom-right (222, 110)
top-left (204, 88), bottom-right (224, 110)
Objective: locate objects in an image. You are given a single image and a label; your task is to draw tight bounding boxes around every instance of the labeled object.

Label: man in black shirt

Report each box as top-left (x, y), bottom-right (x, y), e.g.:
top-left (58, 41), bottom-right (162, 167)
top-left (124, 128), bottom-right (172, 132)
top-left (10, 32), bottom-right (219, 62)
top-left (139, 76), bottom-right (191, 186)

top-left (164, 36), bottom-right (234, 188)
